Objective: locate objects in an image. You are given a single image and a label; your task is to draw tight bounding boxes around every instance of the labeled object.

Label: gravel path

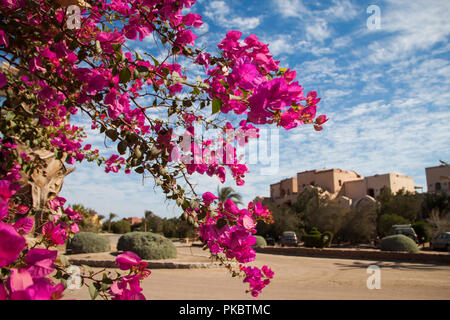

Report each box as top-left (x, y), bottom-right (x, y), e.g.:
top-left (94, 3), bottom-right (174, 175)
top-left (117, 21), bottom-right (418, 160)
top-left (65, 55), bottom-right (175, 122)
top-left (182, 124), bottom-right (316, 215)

top-left (63, 246), bottom-right (450, 300)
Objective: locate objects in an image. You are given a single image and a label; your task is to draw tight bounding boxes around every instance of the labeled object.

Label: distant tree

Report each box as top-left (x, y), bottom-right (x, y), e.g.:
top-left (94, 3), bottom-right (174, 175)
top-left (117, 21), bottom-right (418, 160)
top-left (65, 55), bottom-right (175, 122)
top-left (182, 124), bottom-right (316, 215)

top-left (377, 188), bottom-right (422, 222)
top-left (256, 200), bottom-right (301, 241)
top-left (411, 221), bottom-right (432, 245)
top-left (338, 205), bottom-right (377, 244)
top-left (143, 210), bottom-right (153, 232)
top-left (217, 186), bottom-right (243, 205)
top-left (111, 219), bottom-right (131, 234)
top-left (421, 192), bottom-right (450, 219)
top-left (426, 209), bottom-right (450, 237)
top-left (377, 214), bottom-right (409, 237)
top-left (107, 213), bottom-right (118, 233)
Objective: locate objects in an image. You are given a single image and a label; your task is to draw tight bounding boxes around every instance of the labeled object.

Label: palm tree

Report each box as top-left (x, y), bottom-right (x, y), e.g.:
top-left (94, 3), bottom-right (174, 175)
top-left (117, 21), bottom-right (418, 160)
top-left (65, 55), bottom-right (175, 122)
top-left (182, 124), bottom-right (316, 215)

top-left (143, 210), bottom-right (154, 232)
top-left (107, 213), bottom-right (117, 233)
top-left (217, 186), bottom-right (243, 206)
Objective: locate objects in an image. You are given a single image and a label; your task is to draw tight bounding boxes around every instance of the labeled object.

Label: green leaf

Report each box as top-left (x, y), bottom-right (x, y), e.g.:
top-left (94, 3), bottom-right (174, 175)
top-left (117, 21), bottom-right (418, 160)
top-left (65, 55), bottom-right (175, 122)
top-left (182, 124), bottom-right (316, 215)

top-left (119, 67), bottom-right (131, 83)
top-left (95, 40), bottom-right (102, 54)
top-left (136, 65), bottom-right (149, 73)
top-left (192, 87), bottom-right (201, 95)
top-left (88, 283), bottom-right (99, 300)
top-left (135, 167), bottom-right (144, 174)
top-left (105, 129), bottom-right (118, 141)
top-left (211, 97), bottom-right (222, 114)
top-left (117, 140), bottom-right (128, 155)
top-left (5, 111), bottom-right (15, 121)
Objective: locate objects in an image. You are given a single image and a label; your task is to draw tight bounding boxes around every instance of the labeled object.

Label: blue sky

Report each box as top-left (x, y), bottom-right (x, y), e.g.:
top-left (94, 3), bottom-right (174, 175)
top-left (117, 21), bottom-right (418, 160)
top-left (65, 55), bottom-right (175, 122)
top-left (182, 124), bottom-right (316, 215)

top-left (61, 0), bottom-right (450, 219)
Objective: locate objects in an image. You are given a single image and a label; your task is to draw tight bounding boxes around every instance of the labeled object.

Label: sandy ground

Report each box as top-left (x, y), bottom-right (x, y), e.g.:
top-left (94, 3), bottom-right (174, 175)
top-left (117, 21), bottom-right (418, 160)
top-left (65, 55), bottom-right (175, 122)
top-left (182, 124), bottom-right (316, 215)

top-left (64, 246), bottom-right (450, 300)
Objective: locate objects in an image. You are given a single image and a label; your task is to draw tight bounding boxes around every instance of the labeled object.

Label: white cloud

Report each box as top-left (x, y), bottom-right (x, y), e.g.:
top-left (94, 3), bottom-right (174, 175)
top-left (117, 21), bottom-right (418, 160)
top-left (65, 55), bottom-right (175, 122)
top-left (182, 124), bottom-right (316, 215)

top-left (305, 19), bottom-right (331, 42)
top-left (274, 0), bottom-right (307, 18)
top-left (366, 0), bottom-right (450, 64)
top-left (203, 1), bottom-right (262, 31)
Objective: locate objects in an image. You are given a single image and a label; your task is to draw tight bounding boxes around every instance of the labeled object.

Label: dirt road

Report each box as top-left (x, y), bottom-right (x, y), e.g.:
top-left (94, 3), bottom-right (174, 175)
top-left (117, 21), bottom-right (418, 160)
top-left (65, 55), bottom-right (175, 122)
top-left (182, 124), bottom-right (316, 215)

top-left (64, 247), bottom-right (450, 300)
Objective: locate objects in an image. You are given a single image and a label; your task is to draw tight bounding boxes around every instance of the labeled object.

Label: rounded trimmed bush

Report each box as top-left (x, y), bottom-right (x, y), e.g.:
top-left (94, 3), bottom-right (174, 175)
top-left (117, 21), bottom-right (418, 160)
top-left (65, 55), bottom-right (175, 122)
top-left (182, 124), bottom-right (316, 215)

top-left (253, 235), bottom-right (267, 247)
top-left (117, 232), bottom-right (177, 260)
top-left (66, 232), bottom-right (111, 254)
top-left (303, 228), bottom-right (324, 248)
top-left (380, 234), bottom-right (419, 253)
top-left (321, 231), bottom-right (333, 247)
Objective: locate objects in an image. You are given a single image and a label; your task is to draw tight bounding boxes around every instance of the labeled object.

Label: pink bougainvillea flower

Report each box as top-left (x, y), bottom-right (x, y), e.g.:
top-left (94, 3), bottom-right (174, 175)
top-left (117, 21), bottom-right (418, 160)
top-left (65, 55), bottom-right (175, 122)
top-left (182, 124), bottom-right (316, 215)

top-left (194, 53), bottom-right (210, 68)
top-left (0, 282), bottom-right (7, 300)
top-left (42, 222), bottom-right (67, 245)
top-left (7, 268), bottom-right (33, 293)
top-left (0, 222), bottom-right (26, 267)
top-left (283, 68), bottom-right (297, 83)
top-left (64, 207), bottom-right (82, 221)
top-left (0, 179), bottom-right (14, 201)
top-left (110, 279), bottom-right (146, 300)
top-left (0, 29), bottom-right (9, 47)
top-left (69, 223), bottom-right (79, 234)
top-left (7, 269), bottom-right (64, 300)
top-left (315, 114), bottom-right (328, 125)
top-left (306, 91), bottom-right (321, 106)
top-left (231, 56), bottom-right (265, 90)
top-left (0, 71), bottom-right (7, 88)
top-left (15, 204), bottom-right (29, 215)
top-left (13, 217), bottom-right (34, 234)
top-left (182, 13), bottom-right (203, 28)
top-left (48, 196), bottom-right (66, 211)
top-left (25, 248), bottom-right (58, 278)
top-left (28, 57), bottom-right (46, 73)
top-left (224, 198), bottom-right (239, 216)
top-left (115, 251), bottom-right (142, 270)
top-left (240, 215), bottom-right (256, 231)
top-left (202, 192), bottom-right (218, 206)
top-left (0, 180), bottom-right (13, 220)
top-left (175, 29), bottom-right (197, 47)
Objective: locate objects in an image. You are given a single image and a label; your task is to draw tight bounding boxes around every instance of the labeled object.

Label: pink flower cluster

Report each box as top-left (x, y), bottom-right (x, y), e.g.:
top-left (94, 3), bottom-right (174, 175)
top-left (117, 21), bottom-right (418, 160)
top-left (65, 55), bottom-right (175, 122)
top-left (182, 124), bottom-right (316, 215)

top-left (240, 265), bottom-right (274, 298)
top-left (0, 226), bottom-right (64, 300)
top-left (110, 251), bottom-right (151, 300)
top-left (200, 31), bottom-right (328, 131)
top-left (198, 194), bottom-right (275, 297)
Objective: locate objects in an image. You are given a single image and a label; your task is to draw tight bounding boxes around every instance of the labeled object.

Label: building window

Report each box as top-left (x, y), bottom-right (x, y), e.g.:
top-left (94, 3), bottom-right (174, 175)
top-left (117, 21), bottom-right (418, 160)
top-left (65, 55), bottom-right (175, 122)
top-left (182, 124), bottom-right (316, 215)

top-left (368, 188), bottom-right (375, 197)
top-left (435, 182), bottom-right (442, 191)
top-left (339, 180), bottom-right (342, 186)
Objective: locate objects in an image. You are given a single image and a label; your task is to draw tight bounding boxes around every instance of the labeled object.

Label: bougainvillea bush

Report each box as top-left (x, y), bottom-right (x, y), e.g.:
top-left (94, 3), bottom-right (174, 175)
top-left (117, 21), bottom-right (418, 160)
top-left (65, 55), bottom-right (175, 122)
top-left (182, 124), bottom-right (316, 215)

top-left (0, 0), bottom-right (327, 299)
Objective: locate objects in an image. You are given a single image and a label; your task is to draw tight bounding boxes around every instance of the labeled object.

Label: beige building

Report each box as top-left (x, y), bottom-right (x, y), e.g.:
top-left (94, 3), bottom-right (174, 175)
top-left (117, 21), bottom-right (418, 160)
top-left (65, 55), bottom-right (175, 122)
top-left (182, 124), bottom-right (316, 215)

top-left (296, 169), bottom-right (362, 195)
top-left (342, 173), bottom-right (415, 199)
top-left (426, 165), bottom-right (450, 193)
top-left (270, 178), bottom-right (298, 206)
top-left (269, 168), bottom-right (416, 207)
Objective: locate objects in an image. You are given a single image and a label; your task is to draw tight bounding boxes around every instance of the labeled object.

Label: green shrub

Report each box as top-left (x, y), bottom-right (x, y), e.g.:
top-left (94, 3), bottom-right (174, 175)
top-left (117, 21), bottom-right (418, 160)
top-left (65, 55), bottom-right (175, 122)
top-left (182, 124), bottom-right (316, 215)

top-left (111, 220), bottom-right (131, 234)
top-left (411, 221), bottom-right (432, 245)
top-left (303, 228), bottom-right (325, 248)
top-left (380, 234), bottom-right (419, 253)
top-left (253, 235), bottom-right (267, 247)
top-left (378, 214), bottom-right (409, 237)
top-left (321, 231), bottom-right (333, 247)
top-left (117, 232), bottom-right (177, 260)
top-left (66, 232), bottom-right (111, 254)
